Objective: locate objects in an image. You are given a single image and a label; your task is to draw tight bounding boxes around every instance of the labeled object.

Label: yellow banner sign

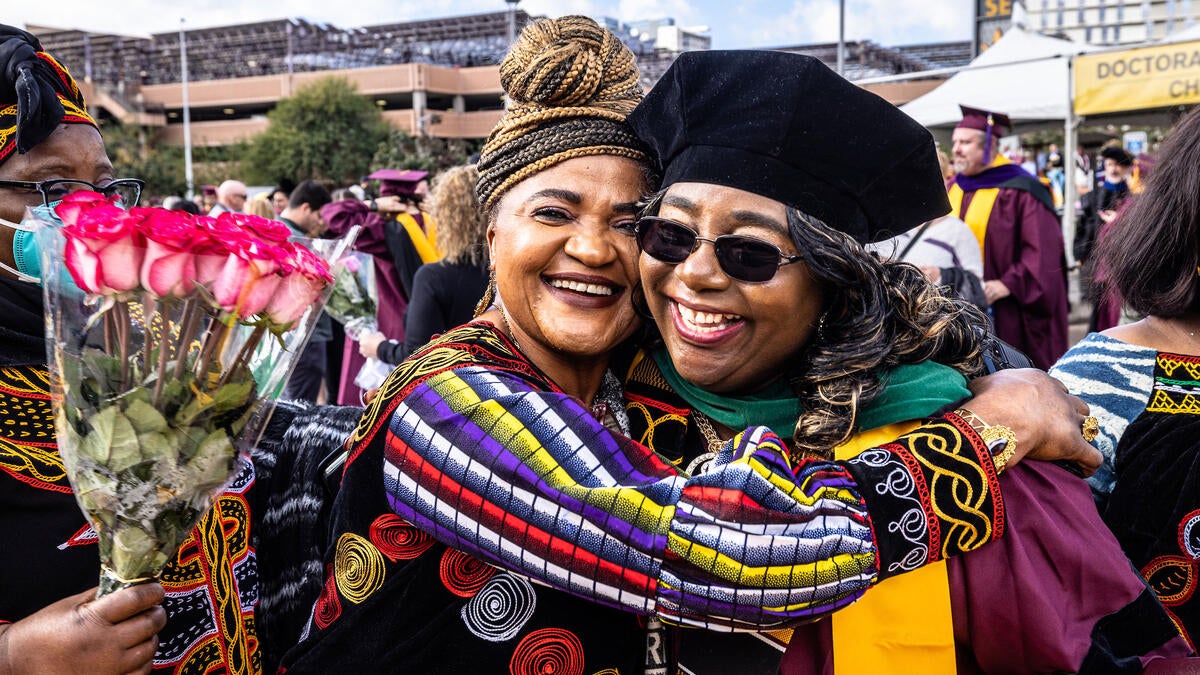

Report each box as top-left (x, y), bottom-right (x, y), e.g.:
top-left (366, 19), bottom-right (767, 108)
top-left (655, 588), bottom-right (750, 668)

top-left (1076, 41), bottom-right (1200, 115)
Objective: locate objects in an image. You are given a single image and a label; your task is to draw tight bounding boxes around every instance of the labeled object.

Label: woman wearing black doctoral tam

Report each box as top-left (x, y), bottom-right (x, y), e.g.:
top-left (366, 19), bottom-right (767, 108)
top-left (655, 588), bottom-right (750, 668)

top-left (622, 49), bottom-right (1188, 674)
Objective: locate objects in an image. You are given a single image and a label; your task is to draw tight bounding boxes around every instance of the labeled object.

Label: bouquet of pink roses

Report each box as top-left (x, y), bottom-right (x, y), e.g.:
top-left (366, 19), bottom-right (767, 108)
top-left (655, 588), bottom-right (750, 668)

top-left (35, 192), bottom-right (356, 596)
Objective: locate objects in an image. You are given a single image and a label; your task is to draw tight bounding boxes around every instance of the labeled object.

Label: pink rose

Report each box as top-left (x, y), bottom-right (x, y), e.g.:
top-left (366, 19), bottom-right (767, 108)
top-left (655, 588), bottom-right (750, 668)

top-left (54, 191), bottom-right (118, 227)
top-left (264, 271), bottom-right (326, 328)
top-left (136, 208), bottom-right (200, 298)
top-left (62, 205), bottom-right (143, 295)
top-left (193, 216), bottom-right (251, 288)
top-left (263, 242), bottom-right (332, 328)
top-left (211, 241), bottom-right (286, 318)
top-left (220, 212), bottom-right (293, 244)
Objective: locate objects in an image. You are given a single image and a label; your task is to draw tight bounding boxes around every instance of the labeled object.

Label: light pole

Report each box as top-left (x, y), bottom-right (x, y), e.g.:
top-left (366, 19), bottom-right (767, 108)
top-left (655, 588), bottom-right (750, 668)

top-left (180, 18), bottom-right (194, 201)
top-left (837, 0), bottom-right (846, 77)
top-left (506, 0), bottom-right (520, 46)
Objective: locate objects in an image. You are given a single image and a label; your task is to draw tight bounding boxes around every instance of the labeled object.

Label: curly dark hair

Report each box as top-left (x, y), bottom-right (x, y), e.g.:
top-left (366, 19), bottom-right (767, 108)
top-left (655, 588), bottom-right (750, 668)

top-left (640, 191), bottom-right (990, 459)
top-left (784, 209), bottom-right (989, 457)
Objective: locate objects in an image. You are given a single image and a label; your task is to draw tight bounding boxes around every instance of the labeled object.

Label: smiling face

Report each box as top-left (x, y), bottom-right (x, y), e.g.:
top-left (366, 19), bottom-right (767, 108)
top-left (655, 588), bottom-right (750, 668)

top-left (487, 155), bottom-right (645, 364)
top-left (640, 182), bottom-right (825, 395)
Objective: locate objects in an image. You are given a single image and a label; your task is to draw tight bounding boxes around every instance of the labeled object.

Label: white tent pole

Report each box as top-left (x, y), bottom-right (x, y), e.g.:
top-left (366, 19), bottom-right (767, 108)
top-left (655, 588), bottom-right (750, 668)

top-left (1063, 54), bottom-right (1079, 269)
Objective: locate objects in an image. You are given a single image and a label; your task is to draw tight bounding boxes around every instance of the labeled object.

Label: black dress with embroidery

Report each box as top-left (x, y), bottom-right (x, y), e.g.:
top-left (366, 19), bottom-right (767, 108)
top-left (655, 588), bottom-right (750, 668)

top-left (0, 278), bottom-right (262, 674)
top-left (1103, 352), bottom-right (1200, 651)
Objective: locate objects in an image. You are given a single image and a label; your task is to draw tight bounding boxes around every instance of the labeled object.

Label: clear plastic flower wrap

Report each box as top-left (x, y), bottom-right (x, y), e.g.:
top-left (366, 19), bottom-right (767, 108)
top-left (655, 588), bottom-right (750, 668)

top-left (322, 250), bottom-right (391, 389)
top-left (35, 192), bottom-right (358, 595)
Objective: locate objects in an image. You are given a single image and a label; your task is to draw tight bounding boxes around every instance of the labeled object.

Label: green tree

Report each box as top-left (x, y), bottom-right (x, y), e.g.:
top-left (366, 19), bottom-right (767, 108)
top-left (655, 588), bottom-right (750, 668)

top-left (243, 77), bottom-right (389, 187)
top-left (101, 121), bottom-right (243, 201)
top-left (370, 129), bottom-right (479, 175)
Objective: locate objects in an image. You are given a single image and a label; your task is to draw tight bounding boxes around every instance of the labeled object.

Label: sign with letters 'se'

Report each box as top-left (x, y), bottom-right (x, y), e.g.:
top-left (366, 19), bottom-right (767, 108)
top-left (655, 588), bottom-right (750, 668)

top-left (975, 0), bottom-right (1013, 55)
top-left (1076, 41), bottom-right (1200, 115)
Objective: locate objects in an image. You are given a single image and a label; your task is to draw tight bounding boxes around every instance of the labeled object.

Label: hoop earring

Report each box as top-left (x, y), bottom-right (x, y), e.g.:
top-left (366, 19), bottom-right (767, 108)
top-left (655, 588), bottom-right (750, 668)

top-left (474, 267), bottom-right (497, 317)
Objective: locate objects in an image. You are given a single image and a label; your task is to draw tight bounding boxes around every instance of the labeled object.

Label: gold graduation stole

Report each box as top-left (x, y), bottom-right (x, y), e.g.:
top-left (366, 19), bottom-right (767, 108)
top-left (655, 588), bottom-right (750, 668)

top-left (948, 154), bottom-right (1014, 257)
top-left (947, 184), bottom-right (998, 257)
top-left (830, 421), bottom-right (958, 674)
top-left (396, 212), bottom-right (442, 264)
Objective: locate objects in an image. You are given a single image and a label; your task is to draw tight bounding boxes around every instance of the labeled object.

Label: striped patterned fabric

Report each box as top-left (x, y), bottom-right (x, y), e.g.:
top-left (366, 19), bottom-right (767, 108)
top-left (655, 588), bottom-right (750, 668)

top-left (1050, 332), bottom-right (1156, 501)
top-left (367, 323), bottom-right (1001, 631)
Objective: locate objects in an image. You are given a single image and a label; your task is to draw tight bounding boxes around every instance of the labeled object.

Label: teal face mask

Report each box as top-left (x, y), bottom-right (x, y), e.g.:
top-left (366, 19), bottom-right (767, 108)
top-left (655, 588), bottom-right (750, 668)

top-left (0, 201), bottom-right (63, 284)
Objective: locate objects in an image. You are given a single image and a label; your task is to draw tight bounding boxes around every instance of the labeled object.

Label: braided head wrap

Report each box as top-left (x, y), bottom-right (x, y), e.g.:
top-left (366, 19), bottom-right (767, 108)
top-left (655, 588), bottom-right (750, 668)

top-left (0, 24), bottom-right (97, 166)
top-left (476, 15), bottom-right (650, 210)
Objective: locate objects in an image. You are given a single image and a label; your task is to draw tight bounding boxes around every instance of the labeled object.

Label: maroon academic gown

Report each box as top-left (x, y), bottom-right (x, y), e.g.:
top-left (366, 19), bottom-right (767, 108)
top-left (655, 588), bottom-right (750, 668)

top-left (321, 199), bottom-right (408, 405)
top-left (779, 462), bottom-right (1193, 674)
top-left (960, 186), bottom-right (1069, 370)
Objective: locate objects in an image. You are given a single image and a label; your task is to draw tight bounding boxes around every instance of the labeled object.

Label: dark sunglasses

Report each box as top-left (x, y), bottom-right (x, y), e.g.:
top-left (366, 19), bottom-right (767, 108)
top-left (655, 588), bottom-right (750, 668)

top-left (636, 215), bottom-right (802, 283)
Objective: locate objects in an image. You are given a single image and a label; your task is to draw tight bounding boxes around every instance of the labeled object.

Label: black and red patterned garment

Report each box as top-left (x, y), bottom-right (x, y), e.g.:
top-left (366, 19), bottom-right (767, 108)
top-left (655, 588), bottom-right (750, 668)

top-left (1056, 335), bottom-right (1200, 651)
top-left (0, 278), bottom-right (261, 674)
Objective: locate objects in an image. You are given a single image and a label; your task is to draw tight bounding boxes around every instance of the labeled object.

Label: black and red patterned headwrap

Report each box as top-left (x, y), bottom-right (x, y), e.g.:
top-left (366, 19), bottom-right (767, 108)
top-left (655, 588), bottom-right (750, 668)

top-left (0, 25), bottom-right (97, 166)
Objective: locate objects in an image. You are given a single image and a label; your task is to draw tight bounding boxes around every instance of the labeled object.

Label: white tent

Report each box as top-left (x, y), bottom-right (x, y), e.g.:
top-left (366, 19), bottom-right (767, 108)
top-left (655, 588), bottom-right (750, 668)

top-left (900, 26), bottom-right (1098, 128)
top-left (900, 26), bottom-right (1099, 264)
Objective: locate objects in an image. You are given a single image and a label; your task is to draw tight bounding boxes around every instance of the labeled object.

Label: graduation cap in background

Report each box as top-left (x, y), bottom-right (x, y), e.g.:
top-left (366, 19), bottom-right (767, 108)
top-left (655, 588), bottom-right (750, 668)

top-left (367, 169), bottom-right (429, 197)
top-left (956, 105), bottom-right (1013, 163)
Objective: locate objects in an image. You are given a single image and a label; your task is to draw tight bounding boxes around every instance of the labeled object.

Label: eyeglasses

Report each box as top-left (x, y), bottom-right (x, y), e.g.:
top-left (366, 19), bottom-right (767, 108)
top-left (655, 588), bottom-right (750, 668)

top-left (0, 178), bottom-right (144, 209)
top-left (636, 215), bottom-right (802, 283)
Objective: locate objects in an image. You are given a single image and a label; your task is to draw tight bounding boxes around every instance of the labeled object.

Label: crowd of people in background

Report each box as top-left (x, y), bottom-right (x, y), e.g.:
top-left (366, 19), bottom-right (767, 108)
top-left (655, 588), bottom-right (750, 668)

top-left (9, 14), bottom-right (1200, 675)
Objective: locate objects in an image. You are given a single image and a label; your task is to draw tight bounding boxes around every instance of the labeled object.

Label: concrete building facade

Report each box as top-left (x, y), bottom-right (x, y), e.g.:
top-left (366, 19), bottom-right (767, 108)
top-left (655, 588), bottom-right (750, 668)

top-left (1027, 0), bottom-right (1200, 44)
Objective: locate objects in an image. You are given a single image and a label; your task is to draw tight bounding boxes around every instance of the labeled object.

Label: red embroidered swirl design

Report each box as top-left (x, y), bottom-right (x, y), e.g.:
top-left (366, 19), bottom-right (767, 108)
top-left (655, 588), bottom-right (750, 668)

top-left (369, 513), bottom-right (435, 562)
top-left (440, 547), bottom-right (496, 597)
top-left (508, 628), bottom-right (584, 675)
top-left (313, 563), bottom-right (342, 630)
top-left (1143, 555), bottom-right (1199, 606)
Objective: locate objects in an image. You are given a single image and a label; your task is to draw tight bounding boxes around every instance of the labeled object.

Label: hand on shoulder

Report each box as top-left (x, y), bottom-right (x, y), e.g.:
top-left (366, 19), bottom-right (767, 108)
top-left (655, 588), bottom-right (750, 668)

top-left (965, 368), bottom-right (1101, 476)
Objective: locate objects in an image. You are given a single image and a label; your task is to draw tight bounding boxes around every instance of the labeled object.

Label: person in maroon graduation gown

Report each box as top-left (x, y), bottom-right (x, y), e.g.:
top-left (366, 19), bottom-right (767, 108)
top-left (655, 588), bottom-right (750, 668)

top-left (949, 105), bottom-right (1069, 370)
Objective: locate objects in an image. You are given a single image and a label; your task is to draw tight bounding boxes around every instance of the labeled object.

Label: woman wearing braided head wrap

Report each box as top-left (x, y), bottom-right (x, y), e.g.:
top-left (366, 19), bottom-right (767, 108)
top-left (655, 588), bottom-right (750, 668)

top-left (0, 25), bottom-right (269, 675)
top-left (283, 17), bottom-right (1103, 674)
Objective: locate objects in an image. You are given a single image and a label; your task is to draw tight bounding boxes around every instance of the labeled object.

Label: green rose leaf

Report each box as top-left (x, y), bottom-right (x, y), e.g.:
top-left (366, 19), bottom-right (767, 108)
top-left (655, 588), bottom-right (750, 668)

top-left (106, 409), bottom-right (142, 473)
top-left (125, 399), bottom-right (168, 435)
top-left (111, 525), bottom-right (157, 579)
top-left (79, 405), bottom-right (117, 464)
top-left (187, 429), bottom-right (237, 493)
top-left (74, 468), bottom-right (118, 526)
top-left (135, 431), bottom-right (174, 464)
top-left (211, 379), bottom-right (254, 414)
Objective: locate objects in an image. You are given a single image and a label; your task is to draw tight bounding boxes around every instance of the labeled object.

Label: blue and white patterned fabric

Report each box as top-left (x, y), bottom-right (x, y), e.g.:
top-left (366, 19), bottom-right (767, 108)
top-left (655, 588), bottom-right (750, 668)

top-left (1050, 332), bottom-right (1156, 504)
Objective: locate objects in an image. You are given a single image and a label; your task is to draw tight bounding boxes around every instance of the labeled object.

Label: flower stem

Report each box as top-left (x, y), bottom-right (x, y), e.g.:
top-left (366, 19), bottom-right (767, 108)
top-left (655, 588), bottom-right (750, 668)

top-left (114, 302), bottom-right (130, 392)
top-left (142, 294), bottom-right (157, 378)
top-left (193, 317), bottom-right (230, 387)
top-left (218, 324), bottom-right (266, 389)
top-left (152, 298), bottom-right (174, 406)
top-left (104, 309), bottom-right (115, 357)
top-left (172, 298), bottom-right (201, 383)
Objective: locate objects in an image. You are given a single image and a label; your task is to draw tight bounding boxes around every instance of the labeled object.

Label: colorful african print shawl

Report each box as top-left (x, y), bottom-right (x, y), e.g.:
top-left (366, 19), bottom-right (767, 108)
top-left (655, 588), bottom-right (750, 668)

top-left (283, 321), bottom-right (1005, 673)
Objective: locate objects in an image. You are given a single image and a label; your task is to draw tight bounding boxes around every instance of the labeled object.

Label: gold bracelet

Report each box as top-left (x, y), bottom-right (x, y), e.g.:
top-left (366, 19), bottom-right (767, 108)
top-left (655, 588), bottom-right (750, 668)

top-left (954, 408), bottom-right (1018, 474)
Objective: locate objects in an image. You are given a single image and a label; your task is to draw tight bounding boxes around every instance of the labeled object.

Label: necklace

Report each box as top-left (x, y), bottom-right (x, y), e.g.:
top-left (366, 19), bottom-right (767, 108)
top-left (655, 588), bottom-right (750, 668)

top-left (497, 305), bottom-right (524, 354)
top-left (1150, 316), bottom-right (1200, 353)
top-left (687, 411), bottom-right (725, 475)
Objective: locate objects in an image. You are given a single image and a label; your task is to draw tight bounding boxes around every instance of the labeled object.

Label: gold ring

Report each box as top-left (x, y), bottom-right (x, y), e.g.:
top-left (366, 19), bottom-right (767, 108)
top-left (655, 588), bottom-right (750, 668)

top-left (1081, 416), bottom-right (1100, 443)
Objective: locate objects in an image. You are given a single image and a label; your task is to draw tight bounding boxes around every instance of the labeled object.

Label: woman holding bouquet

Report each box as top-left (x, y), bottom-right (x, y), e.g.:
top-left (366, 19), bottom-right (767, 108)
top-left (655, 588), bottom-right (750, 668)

top-left (0, 25), bottom-right (260, 674)
top-left (282, 17), bottom-right (1101, 672)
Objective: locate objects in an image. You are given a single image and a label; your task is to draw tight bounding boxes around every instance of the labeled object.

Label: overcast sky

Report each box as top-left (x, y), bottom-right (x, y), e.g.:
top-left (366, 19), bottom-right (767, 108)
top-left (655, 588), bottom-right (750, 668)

top-left (10, 1), bottom-right (973, 49)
